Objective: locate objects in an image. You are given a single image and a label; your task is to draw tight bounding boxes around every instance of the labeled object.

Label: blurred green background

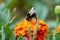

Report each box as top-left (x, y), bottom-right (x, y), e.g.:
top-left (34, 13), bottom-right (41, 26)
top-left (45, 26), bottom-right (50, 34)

top-left (0, 0), bottom-right (60, 40)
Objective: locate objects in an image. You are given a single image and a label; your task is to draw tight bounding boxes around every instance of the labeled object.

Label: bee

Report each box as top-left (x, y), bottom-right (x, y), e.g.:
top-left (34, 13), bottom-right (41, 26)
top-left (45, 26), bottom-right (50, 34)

top-left (26, 7), bottom-right (37, 21)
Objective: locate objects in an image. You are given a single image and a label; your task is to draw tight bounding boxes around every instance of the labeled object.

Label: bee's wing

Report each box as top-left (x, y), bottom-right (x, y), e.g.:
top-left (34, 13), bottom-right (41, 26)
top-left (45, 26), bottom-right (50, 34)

top-left (29, 7), bottom-right (34, 13)
top-left (29, 7), bottom-right (36, 16)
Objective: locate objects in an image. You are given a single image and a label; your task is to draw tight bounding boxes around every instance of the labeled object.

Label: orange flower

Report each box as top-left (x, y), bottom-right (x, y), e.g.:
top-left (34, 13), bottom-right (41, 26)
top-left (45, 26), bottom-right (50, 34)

top-left (53, 26), bottom-right (60, 32)
top-left (14, 19), bottom-right (37, 36)
top-left (35, 30), bottom-right (45, 40)
top-left (14, 19), bottom-right (48, 40)
top-left (35, 20), bottom-right (48, 40)
top-left (38, 20), bottom-right (48, 35)
top-left (14, 20), bottom-right (29, 36)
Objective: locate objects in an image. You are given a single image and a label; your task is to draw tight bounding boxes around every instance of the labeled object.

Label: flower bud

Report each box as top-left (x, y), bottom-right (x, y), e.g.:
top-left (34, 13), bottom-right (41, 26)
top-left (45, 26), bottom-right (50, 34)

top-left (55, 5), bottom-right (60, 14)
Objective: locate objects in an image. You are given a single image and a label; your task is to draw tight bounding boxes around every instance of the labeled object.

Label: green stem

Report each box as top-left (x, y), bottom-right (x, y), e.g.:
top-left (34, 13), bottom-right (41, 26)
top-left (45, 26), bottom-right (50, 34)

top-left (56, 15), bottom-right (59, 27)
top-left (1, 26), bottom-right (5, 40)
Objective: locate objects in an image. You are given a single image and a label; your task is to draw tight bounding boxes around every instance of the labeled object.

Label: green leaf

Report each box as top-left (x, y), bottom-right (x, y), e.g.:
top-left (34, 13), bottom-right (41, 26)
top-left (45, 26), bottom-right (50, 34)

top-left (6, 0), bottom-right (16, 8)
top-left (17, 36), bottom-right (27, 40)
top-left (4, 27), bottom-right (15, 40)
top-left (1, 26), bottom-right (5, 40)
top-left (0, 35), bottom-right (2, 40)
top-left (0, 9), bottom-right (10, 24)
top-left (0, 3), bottom-right (6, 13)
top-left (9, 16), bottom-right (16, 23)
top-left (0, 30), bottom-right (2, 34)
top-left (55, 32), bottom-right (60, 38)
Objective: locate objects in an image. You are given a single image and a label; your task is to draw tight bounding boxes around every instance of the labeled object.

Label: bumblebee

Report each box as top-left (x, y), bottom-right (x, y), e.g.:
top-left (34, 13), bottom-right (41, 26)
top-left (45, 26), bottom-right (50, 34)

top-left (26, 7), bottom-right (37, 21)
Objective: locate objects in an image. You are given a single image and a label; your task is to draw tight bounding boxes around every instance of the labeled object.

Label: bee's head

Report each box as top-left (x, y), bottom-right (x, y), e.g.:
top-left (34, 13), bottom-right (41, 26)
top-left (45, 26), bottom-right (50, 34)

top-left (26, 7), bottom-right (37, 21)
